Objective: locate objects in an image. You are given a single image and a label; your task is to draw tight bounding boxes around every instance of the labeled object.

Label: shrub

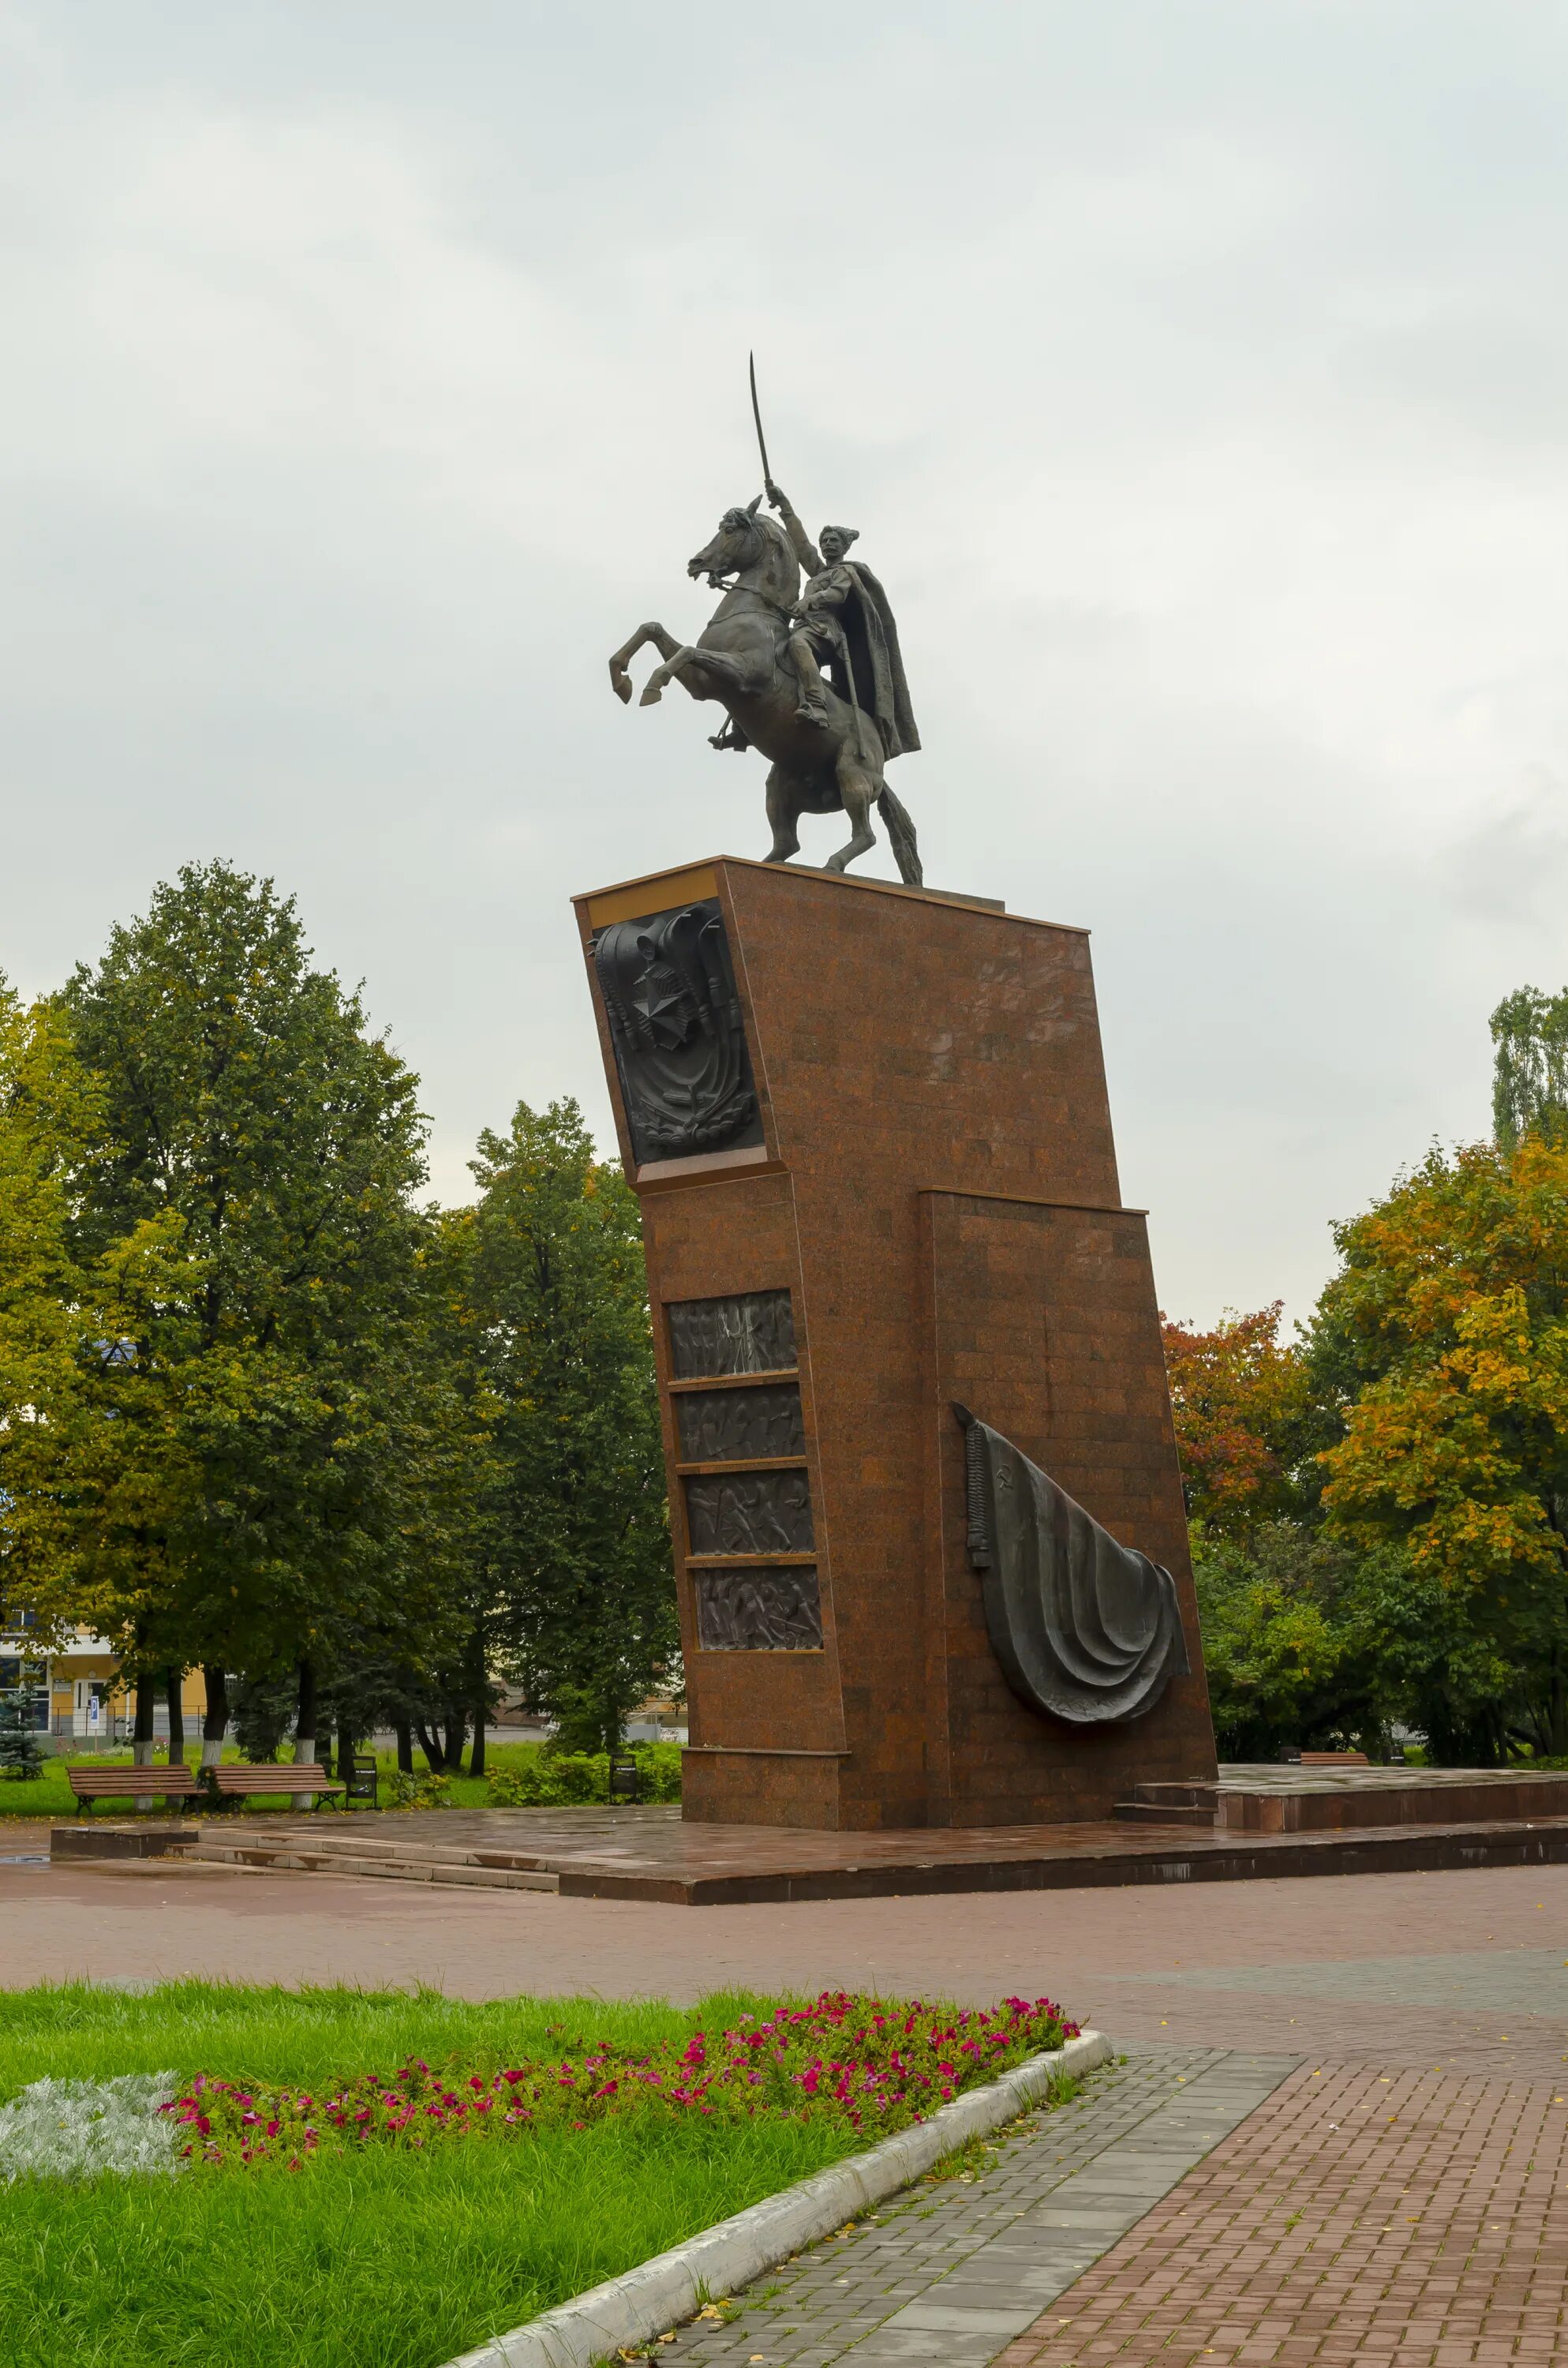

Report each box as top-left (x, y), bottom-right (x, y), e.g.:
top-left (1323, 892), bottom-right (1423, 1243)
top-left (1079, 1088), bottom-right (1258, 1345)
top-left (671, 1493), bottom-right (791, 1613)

top-left (636, 1741), bottom-right (682, 1802)
top-left (384, 1770), bottom-right (452, 1812)
top-left (0, 2072), bottom-right (181, 2180)
top-left (485, 1741), bottom-right (681, 1808)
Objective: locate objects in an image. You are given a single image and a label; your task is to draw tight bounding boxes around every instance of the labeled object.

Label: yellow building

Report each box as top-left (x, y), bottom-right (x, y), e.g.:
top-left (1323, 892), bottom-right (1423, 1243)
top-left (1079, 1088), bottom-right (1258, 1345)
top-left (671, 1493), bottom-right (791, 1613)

top-left (1, 1618), bottom-right (204, 1745)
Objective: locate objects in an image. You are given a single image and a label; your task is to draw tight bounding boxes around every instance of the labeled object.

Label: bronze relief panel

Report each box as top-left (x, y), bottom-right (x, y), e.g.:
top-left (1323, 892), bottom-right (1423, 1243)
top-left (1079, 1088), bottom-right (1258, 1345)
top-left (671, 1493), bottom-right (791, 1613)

top-left (683, 1468), bottom-right (815, 1556)
top-left (694, 1567), bottom-right (823, 1652)
top-left (667, 1289), bottom-right (796, 1378)
top-left (675, 1382), bottom-right (805, 1462)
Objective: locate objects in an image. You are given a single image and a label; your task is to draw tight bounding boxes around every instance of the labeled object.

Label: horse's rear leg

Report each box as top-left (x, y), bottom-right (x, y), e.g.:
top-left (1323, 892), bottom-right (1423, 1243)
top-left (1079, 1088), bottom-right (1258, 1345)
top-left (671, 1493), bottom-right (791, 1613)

top-left (824, 749), bottom-right (878, 873)
top-left (764, 766), bottom-right (805, 864)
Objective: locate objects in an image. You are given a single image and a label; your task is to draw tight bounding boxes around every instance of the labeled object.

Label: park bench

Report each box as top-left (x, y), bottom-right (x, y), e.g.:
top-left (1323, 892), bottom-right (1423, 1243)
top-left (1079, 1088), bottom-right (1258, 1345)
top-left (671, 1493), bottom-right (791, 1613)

top-left (68, 1764), bottom-right (200, 1815)
top-left (1277, 1749), bottom-right (1371, 1769)
top-left (205, 1763), bottom-right (345, 1808)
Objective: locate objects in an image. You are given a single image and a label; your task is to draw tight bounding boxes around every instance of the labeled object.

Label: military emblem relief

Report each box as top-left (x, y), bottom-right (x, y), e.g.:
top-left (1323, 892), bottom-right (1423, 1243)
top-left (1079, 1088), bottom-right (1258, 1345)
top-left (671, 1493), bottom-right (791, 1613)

top-left (593, 897), bottom-right (763, 1163)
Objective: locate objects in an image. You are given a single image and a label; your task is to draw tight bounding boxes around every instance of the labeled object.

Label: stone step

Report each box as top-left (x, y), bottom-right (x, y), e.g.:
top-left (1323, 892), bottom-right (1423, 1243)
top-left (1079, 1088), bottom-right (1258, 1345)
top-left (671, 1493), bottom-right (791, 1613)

top-left (196, 1824), bottom-right (556, 1870)
top-left (188, 1840), bottom-right (559, 1891)
top-left (1128, 1782), bottom-right (1219, 1810)
top-left (1112, 1801), bottom-right (1218, 1828)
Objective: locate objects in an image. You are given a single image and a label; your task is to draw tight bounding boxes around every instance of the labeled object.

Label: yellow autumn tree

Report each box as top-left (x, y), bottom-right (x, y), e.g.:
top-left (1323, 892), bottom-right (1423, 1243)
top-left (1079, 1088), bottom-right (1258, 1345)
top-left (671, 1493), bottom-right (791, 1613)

top-left (1159, 1302), bottom-right (1312, 1533)
top-left (1315, 1133), bottom-right (1568, 1759)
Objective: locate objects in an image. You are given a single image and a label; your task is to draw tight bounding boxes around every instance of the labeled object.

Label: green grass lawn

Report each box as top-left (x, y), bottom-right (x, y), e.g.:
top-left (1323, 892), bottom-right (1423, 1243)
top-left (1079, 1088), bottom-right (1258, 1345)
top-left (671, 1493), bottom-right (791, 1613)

top-left (0, 1980), bottom-right (1061, 2368)
top-left (0, 1740), bottom-right (634, 1820)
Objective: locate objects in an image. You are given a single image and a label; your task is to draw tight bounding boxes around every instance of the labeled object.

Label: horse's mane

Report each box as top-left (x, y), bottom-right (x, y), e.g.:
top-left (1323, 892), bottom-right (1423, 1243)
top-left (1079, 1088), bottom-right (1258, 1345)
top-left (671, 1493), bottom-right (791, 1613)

top-left (749, 508), bottom-right (799, 594)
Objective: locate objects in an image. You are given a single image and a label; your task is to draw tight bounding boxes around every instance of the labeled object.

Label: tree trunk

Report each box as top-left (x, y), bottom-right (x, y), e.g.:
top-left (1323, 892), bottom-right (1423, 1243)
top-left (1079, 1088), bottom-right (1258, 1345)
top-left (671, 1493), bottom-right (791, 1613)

top-left (294, 1658), bottom-right (317, 1810)
top-left (165, 1669), bottom-right (185, 1763)
top-left (133, 1671), bottom-right (156, 1813)
top-left (132, 1672), bottom-right (155, 1763)
top-left (468, 1624), bottom-right (488, 1779)
top-left (393, 1717), bottom-right (414, 1774)
top-left (414, 1718), bottom-right (444, 1774)
top-left (442, 1707), bottom-right (468, 1774)
top-left (201, 1666), bottom-right (230, 1767)
top-left (336, 1725), bottom-right (354, 1783)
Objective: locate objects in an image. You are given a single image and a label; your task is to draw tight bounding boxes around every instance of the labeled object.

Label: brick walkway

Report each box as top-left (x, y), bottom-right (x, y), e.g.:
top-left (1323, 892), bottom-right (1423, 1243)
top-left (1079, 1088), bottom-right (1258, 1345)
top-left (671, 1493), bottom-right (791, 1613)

top-left (996, 2059), bottom-right (1568, 2367)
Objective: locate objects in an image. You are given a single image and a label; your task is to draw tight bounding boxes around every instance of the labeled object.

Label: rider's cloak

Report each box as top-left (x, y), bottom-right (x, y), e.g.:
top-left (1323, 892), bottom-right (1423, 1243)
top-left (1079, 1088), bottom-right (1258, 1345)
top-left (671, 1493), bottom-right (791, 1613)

top-left (829, 564), bottom-right (921, 762)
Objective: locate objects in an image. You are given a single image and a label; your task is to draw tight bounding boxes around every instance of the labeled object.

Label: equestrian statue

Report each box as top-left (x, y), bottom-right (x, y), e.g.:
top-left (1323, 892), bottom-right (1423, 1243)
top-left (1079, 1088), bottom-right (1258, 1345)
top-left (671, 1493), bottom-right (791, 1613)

top-left (608, 361), bottom-right (924, 883)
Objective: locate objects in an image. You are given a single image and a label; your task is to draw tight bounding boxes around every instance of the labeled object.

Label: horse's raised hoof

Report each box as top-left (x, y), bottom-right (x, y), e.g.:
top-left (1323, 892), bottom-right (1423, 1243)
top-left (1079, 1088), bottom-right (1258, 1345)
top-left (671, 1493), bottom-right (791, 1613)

top-left (609, 664), bottom-right (633, 705)
top-left (638, 677), bottom-right (665, 707)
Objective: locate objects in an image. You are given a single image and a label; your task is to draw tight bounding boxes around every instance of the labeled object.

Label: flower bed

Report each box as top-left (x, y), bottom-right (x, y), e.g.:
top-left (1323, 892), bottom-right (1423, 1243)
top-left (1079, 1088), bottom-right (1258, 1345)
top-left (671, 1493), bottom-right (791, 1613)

top-left (167, 1992), bottom-right (1077, 2168)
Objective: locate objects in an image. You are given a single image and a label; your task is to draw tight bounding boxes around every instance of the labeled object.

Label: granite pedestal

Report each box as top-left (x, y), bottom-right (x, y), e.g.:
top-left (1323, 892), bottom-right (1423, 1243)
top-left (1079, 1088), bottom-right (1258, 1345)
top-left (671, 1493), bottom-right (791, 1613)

top-left (574, 857), bottom-right (1218, 1831)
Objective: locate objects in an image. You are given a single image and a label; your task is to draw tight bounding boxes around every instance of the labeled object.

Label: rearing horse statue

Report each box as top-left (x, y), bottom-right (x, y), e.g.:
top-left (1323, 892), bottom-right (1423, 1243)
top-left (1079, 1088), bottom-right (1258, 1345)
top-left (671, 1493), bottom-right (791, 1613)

top-left (608, 496), bottom-right (923, 885)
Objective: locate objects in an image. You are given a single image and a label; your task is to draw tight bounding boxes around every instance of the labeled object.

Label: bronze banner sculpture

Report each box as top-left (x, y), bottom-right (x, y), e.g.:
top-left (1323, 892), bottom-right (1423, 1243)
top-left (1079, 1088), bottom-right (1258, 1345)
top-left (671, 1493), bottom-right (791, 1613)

top-left (954, 1403), bottom-right (1189, 1726)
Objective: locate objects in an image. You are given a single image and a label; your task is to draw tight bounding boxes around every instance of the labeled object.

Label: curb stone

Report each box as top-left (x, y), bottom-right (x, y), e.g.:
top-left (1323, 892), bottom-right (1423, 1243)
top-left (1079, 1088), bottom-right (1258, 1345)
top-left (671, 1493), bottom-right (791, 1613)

top-left (442, 2028), bottom-right (1112, 2368)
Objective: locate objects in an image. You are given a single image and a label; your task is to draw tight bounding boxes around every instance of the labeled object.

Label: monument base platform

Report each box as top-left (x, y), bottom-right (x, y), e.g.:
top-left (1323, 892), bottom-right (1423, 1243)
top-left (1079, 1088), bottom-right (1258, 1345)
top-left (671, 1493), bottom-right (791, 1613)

top-left (1203, 1763), bottom-right (1568, 1833)
top-left (51, 1823), bottom-right (200, 1860)
top-left (182, 1796), bottom-right (1568, 1905)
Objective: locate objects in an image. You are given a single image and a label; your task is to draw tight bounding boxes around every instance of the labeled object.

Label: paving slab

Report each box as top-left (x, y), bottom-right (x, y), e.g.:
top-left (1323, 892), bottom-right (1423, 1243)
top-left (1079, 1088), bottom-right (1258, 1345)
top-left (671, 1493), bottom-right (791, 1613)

top-left (646, 2049), bottom-right (1296, 2368)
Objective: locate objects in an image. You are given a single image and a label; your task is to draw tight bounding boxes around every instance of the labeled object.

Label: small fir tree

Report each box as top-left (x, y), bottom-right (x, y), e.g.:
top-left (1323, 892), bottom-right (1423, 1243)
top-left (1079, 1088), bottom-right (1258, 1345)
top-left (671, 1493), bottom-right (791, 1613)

top-left (0, 1694), bottom-right (45, 1782)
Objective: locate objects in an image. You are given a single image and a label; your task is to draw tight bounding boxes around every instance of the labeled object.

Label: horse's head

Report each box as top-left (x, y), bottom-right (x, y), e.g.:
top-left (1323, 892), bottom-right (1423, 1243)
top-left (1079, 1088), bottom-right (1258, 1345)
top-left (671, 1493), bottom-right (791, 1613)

top-left (687, 499), bottom-right (801, 612)
top-left (688, 496), bottom-right (765, 586)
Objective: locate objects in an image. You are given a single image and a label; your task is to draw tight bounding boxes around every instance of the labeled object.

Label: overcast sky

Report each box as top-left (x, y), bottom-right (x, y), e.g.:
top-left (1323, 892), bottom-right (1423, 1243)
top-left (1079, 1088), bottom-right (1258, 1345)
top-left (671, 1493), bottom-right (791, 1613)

top-left (3, 2), bottom-right (1566, 1325)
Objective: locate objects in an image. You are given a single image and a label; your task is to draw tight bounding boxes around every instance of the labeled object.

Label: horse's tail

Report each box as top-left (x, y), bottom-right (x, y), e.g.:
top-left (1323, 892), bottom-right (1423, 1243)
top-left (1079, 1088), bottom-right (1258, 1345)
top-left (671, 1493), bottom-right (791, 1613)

top-left (876, 784), bottom-right (924, 886)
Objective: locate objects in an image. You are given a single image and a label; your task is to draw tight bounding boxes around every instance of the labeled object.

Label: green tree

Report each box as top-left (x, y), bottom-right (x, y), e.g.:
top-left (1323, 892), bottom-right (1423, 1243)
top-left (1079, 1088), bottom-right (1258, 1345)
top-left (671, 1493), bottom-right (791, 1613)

top-left (1491, 984), bottom-right (1568, 1152)
top-left (0, 975), bottom-right (199, 1664)
top-left (0, 976), bottom-right (98, 1632)
top-left (469, 1099), bottom-right (676, 1755)
top-left (383, 1206), bottom-right (503, 1778)
top-left (59, 861), bottom-right (449, 1763)
top-left (1193, 1520), bottom-right (1443, 1761)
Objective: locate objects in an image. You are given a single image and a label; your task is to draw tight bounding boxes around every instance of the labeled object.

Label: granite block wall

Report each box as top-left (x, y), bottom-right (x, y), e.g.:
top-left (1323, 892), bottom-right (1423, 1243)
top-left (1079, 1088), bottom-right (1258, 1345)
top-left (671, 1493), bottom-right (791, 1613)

top-left (574, 855), bottom-right (1215, 1830)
